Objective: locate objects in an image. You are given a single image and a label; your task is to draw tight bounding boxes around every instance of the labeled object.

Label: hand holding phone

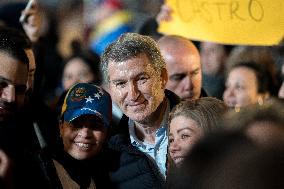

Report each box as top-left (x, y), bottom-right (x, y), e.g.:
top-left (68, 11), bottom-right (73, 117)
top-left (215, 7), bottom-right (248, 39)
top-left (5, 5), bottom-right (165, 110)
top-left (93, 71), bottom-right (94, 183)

top-left (20, 0), bottom-right (42, 43)
top-left (19, 0), bottom-right (36, 23)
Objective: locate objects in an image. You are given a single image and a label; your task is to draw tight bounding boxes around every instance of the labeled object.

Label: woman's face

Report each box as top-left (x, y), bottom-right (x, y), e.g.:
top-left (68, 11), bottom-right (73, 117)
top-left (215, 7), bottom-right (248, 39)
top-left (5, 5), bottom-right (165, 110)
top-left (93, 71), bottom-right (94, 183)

top-left (223, 67), bottom-right (261, 109)
top-left (60, 115), bottom-right (107, 160)
top-left (169, 115), bottom-right (203, 165)
top-left (62, 58), bottom-right (95, 90)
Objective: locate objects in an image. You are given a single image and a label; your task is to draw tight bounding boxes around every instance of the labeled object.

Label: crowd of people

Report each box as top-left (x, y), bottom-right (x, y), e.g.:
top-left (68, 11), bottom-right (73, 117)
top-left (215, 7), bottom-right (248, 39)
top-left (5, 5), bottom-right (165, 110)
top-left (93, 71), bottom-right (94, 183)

top-left (0, 0), bottom-right (283, 189)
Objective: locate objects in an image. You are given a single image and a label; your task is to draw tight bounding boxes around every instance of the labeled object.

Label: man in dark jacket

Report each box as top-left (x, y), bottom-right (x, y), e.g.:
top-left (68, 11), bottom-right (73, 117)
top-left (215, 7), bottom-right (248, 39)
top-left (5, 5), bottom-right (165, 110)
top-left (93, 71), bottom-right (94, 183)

top-left (101, 33), bottom-right (180, 189)
top-left (0, 26), bottom-right (61, 189)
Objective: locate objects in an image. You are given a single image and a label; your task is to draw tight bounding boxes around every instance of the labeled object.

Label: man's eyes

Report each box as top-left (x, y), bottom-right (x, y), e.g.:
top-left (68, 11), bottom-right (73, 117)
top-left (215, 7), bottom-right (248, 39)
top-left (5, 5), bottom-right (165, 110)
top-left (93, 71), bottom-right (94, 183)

top-left (0, 81), bottom-right (8, 89)
top-left (114, 81), bottom-right (126, 88)
top-left (137, 76), bottom-right (149, 84)
top-left (0, 80), bottom-right (26, 95)
top-left (171, 74), bottom-right (186, 81)
top-left (138, 76), bottom-right (147, 80)
top-left (112, 76), bottom-right (149, 88)
top-left (170, 70), bottom-right (199, 81)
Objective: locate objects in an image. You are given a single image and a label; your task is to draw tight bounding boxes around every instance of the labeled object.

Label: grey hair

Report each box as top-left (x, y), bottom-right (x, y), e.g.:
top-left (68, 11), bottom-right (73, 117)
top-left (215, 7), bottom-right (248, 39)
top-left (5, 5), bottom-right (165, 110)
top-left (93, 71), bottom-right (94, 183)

top-left (100, 33), bottom-right (166, 84)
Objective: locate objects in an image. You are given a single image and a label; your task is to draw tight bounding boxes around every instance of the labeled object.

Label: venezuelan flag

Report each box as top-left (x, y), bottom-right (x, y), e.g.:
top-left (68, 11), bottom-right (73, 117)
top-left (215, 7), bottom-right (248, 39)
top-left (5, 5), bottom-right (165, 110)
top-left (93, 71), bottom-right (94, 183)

top-left (90, 10), bottom-right (132, 55)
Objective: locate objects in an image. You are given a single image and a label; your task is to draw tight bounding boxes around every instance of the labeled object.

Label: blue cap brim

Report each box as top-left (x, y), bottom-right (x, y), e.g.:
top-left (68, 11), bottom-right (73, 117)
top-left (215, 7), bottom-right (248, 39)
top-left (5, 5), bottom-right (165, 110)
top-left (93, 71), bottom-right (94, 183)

top-left (63, 108), bottom-right (109, 127)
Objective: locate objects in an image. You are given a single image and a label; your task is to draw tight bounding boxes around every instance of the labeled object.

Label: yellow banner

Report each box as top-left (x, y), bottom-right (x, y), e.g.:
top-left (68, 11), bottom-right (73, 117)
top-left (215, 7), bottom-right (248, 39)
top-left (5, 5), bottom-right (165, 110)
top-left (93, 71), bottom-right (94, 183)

top-left (158, 0), bottom-right (284, 45)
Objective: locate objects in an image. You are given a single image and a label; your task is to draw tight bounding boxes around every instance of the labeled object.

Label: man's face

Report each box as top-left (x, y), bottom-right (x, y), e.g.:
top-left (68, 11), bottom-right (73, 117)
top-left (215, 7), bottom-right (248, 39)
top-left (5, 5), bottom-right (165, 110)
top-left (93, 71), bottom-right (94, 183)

top-left (108, 53), bottom-right (167, 123)
top-left (162, 49), bottom-right (202, 100)
top-left (25, 49), bottom-right (36, 91)
top-left (0, 52), bottom-right (28, 121)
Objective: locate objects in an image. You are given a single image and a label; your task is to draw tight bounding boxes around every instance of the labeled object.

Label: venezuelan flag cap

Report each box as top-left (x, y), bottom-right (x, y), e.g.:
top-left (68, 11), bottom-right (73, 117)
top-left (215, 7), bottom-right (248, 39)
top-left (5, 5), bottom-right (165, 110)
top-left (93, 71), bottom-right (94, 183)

top-left (61, 83), bottom-right (112, 127)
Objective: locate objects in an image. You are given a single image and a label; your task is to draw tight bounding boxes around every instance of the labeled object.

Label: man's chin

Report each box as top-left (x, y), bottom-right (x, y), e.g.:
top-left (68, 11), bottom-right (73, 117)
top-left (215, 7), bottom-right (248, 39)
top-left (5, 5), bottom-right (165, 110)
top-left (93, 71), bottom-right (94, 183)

top-left (126, 112), bottom-right (150, 123)
top-left (182, 95), bottom-right (194, 101)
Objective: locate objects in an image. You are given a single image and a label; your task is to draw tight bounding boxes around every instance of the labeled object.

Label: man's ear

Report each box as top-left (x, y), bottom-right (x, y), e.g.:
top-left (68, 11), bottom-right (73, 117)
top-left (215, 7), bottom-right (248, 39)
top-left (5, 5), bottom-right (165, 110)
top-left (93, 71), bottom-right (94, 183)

top-left (160, 68), bottom-right (168, 87)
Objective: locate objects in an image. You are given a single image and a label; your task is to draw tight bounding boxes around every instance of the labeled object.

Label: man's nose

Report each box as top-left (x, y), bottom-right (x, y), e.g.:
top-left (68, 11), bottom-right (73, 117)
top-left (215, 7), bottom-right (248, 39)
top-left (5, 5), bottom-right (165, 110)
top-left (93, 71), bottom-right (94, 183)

top-left (128, 82), bottom-right (140, 101)
top-left (1, 85), bottom-right (15, 103)
top-left (183, 75), bottom-right (193, 91)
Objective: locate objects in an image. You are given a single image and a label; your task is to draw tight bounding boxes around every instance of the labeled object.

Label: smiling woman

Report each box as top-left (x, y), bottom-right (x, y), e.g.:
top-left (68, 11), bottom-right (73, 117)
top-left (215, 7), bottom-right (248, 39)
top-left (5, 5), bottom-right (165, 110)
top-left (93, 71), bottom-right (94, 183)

top-left (168, 97), bottom-right (227, 166)
top-left (54, 83), bottom-right (114, 189)
top-left (60, 114), bottom-right (107, 160)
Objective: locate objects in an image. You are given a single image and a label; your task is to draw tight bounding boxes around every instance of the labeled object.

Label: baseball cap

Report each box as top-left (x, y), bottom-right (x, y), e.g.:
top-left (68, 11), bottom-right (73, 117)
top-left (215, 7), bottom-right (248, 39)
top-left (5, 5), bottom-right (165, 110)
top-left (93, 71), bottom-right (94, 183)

top-left (61, 83), bottom-right (112, 127)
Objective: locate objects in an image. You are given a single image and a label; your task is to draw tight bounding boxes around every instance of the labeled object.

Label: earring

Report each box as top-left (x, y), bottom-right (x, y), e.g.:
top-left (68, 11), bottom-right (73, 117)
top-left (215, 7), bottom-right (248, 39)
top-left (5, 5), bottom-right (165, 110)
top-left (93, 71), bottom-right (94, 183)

top-left (234, 105), bottom-right (241, 113)
top-left (258, 97), bottom-right (264, 106)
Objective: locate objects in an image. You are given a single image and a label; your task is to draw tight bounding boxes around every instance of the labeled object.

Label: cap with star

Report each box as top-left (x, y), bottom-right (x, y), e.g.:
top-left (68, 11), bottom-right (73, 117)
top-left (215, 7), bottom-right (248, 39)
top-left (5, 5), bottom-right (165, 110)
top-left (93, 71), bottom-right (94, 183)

top-left (61, 83), bottom-right (112, 127)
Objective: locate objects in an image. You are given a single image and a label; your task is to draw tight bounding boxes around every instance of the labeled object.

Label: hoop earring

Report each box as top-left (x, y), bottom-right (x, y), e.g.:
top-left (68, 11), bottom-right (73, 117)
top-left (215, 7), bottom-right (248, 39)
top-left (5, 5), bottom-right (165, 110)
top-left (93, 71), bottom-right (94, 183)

top-left (258, 97), bottom-right (264, 106)
top-left (234, 106), bottom-right (241, 113)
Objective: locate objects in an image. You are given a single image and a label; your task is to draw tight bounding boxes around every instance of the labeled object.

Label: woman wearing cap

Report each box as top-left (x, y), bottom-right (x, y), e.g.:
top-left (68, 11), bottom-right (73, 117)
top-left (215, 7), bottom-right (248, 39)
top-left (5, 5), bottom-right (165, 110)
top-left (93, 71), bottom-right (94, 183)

top-left (53, 83), bottom-right (114, 189)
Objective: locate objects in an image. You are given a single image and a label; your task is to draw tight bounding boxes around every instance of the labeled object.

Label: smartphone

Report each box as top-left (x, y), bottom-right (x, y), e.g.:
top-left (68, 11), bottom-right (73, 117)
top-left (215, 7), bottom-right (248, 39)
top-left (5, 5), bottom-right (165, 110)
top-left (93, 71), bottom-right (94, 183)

top-left (19, 0), bottom-right (35, 23)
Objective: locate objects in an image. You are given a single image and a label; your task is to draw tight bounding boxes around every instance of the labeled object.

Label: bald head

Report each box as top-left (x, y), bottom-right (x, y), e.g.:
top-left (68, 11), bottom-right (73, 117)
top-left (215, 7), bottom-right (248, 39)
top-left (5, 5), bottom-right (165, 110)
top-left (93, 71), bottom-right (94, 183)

top-left (158, 35), bottom-right (202, 100)
top-left (158, 35), bottom-right (199, 55)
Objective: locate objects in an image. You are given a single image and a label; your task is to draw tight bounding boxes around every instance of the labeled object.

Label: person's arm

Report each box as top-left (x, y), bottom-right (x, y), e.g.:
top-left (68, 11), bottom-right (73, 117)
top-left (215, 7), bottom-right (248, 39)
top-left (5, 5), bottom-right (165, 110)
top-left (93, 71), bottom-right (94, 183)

top-left (156, 4), bottom-right (173, 24)
top-left (20, 0), bottom-right (42, 43)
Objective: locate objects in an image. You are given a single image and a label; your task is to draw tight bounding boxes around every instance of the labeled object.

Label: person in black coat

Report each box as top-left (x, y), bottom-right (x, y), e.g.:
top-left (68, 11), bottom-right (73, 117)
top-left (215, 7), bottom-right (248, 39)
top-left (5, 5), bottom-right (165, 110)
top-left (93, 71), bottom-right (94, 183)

top-left (101, 33), bottom-right (180, 189)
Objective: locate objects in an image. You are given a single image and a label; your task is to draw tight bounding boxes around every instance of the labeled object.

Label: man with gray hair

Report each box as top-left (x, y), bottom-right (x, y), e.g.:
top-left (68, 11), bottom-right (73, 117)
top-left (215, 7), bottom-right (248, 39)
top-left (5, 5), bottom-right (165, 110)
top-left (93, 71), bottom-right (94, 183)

top-left (101, 33), bottom-right (179, 189)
